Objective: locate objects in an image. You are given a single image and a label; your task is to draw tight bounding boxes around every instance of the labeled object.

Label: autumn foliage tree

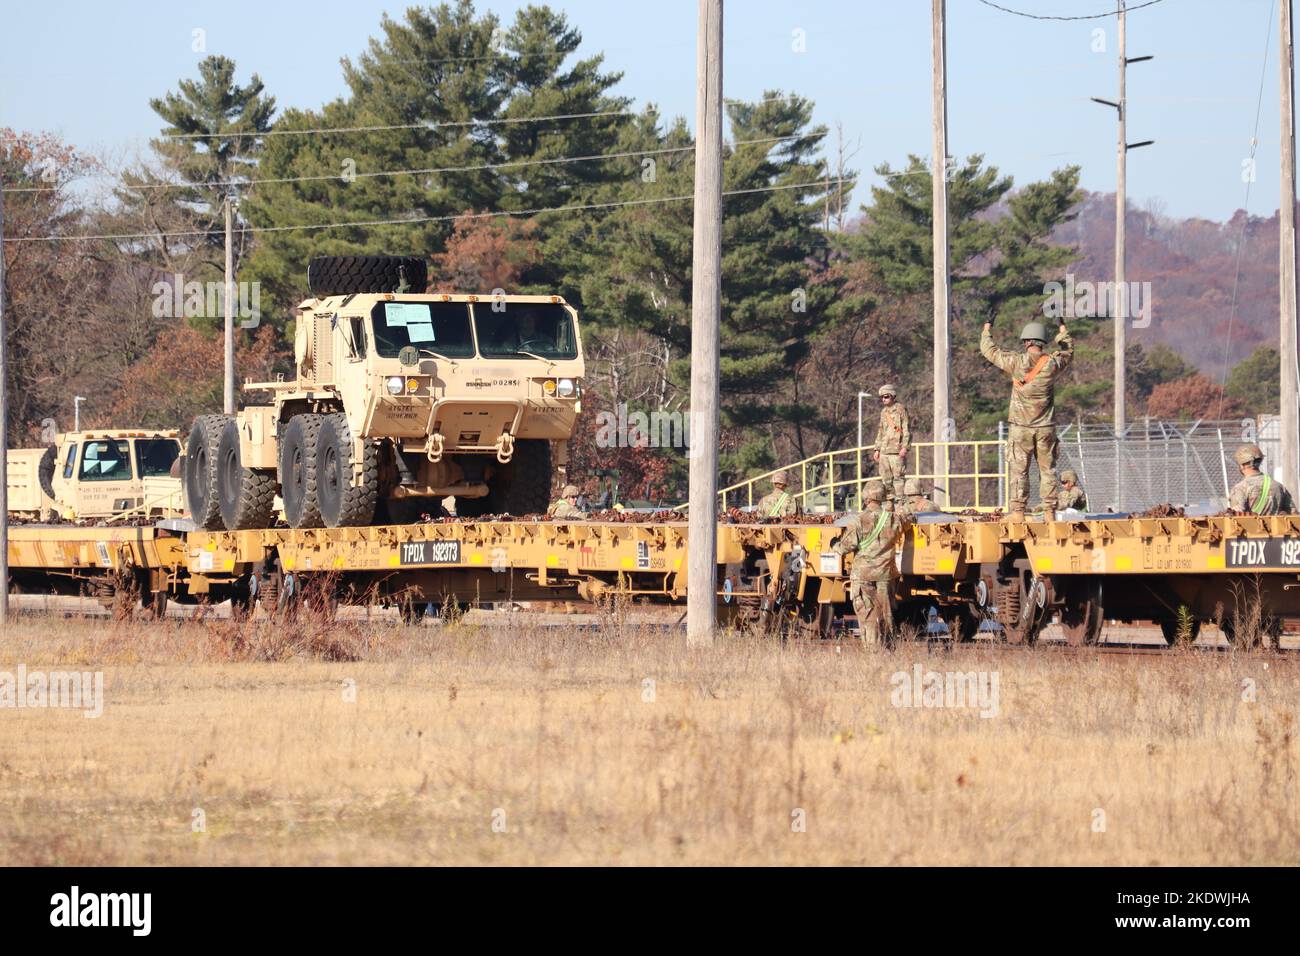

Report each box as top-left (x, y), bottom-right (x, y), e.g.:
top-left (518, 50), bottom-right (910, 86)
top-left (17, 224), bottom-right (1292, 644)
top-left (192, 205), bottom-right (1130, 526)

top-left (1144, 373), bottom-right (1244, 421)
top-left (110, 324), bottom-right (282, 429)
top-left (430, 212), bottom-right (539, 292)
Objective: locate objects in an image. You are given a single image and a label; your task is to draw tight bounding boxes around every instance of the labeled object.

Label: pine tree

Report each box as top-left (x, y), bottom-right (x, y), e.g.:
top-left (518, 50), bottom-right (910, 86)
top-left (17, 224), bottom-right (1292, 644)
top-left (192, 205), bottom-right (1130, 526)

top-left (853, 156), bottom-right (1084, 437)
top-left (572, 92), bottom-right (840, 480)
top-left (113, 55), bottom-right (275, 284)
top-left (244, 2), bottom-right (628, 315)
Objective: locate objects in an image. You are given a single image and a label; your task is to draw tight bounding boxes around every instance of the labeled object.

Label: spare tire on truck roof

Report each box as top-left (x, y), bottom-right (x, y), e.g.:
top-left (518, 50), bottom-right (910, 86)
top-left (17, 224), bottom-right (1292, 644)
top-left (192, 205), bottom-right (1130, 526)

top-left (306, 255), bottom-right (428, 297)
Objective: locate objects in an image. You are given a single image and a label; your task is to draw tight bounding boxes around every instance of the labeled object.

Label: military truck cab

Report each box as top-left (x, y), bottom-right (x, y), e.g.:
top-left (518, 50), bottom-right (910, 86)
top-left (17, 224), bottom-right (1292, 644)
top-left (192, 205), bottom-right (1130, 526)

top-left (185, 255), bottom-right (585, 531)
top-left (6, 430), bottom-right (182, 521)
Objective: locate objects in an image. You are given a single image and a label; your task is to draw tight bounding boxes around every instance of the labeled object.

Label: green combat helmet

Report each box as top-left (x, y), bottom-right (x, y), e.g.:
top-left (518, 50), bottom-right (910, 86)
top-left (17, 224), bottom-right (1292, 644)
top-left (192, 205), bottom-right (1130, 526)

top-left (1020, 322), bottom-right (1047, 344)
top-left (1061, 469), bottom-right (1078, 483)
top-left (863, 484), bottom-right (886, 503)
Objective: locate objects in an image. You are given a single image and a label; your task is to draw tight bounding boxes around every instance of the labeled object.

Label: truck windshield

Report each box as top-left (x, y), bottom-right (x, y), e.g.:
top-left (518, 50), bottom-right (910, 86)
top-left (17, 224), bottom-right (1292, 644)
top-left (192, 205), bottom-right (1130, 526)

top-left (79, 439), bottom-right (132, 481)
top-left (371, 302), bottom-right (475, 358)
top-left (135, 438), bottom-right (180, 478)
top-left (474, 303), bottom-right (578, 359)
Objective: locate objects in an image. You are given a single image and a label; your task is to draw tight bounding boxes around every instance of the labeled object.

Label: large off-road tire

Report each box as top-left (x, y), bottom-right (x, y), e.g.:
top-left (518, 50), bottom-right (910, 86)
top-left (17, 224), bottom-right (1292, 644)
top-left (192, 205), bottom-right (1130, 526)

top-left (215, 418), bottom-right (276, 530)
top-left (185, 414), bottom-right (232, 530)
top-left (475, 439), bottom-right (552, 517)
top-left (317, 413), bottom-right (378, 527)
top-left (279, 414), bottom-right (325, 529)
top-left (306, 255), bottom-right (428, 297)
top-left (37, 445), bottom-right (57, 499)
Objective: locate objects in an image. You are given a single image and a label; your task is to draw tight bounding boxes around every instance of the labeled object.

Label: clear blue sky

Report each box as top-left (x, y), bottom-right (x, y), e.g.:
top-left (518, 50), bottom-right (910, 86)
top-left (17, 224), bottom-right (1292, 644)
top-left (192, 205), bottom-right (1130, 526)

top-left (0, 0), bottom-right (1286, 222)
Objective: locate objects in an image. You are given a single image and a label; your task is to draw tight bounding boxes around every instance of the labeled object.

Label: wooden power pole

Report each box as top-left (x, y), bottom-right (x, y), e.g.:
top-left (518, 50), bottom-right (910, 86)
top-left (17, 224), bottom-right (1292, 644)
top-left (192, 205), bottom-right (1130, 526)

top-left (0, 172), bottom-right (8, 625)
top-left (687, 0), bottom-right (723, 647)
top-left (1092, 0), bottom-right (1152, 447)
top-left (224, 194), bottom-right (236, 415)
top-left (1281, 0), bottom-right (1299, 494)
top-left (931, 0), bottom-right (952, 481)
top-left (1114, 0), bottom-right (1128, 438)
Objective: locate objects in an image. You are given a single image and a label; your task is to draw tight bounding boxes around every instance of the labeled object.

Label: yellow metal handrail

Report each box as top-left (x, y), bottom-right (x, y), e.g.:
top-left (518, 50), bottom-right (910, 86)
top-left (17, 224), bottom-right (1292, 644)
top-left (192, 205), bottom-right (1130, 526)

top-left (720, 439), bottom-right (1007, 513)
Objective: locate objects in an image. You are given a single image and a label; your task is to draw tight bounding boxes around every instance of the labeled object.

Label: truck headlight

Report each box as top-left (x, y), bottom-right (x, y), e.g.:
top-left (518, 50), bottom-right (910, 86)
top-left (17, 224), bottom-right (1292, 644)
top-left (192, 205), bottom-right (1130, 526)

top-left (386, 376), bottom-right (404, 395)
top-left (557, 378), bottom-right (576, 397)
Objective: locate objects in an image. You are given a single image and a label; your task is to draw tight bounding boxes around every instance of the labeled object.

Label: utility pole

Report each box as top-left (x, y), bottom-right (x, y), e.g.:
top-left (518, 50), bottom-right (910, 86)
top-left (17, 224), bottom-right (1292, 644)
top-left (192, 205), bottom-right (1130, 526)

top-left (223, 194), bottom-right (236, 415)
top-left (687, 0), bottom-right (723, 647)
top-left (1281, 0), bottom-right (1299, 494)
top-left (1114, 1), bottom-right (1127, 438)
top-left (931, 0), bottom-right (952, 485)
top-left (0, 172), bottom-right (8, 625)
top-left (1091, 0), bottom-right (1153, 443)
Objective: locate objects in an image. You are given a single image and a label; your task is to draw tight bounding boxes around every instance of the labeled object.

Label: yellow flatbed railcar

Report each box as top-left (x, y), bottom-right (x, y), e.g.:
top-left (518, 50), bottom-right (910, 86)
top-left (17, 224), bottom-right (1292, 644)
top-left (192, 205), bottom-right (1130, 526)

top-left (6, 515), bottom-right (1300, 644)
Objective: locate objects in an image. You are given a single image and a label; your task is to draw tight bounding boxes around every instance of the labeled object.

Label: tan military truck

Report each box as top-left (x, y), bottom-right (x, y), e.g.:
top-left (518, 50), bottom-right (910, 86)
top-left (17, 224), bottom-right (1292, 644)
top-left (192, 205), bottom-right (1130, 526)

top-left (6, 429), bottom-right (183, 522)
top-left (184, 255), bottom-right (584, 530)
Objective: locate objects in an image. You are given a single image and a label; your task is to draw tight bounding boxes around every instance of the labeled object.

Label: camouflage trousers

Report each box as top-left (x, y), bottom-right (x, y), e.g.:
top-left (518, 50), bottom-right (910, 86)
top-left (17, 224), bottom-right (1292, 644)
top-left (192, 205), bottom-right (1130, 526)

top-left (876, 453), bottom-right (906, 501)
top-left (849, 571), bottom-right (893, 645)
top-left (1007, 424), bottom-right (1059, 513)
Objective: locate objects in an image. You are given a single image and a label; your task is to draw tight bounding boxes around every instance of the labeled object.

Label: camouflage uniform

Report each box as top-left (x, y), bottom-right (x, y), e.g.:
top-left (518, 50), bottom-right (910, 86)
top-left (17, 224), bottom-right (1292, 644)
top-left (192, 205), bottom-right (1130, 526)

top-left (834, 500), bottom-right (906, 644)
top-left (980, 325), bottom-right (1074, 514)
top-left (899, 478), bottom-right (937, 515)
top-left (755, 472), bottom-right (802, 517)
top-left (902, 495), bottom-right (937, 515)
top-left (1057, 485), bottom-right (1087, 511)
top-left (875, 399), bottom-right (910, 502)
top-left (548, 483), bottom-right (584, 519)
top-left (1229, 473), bottom-right (1296, 515)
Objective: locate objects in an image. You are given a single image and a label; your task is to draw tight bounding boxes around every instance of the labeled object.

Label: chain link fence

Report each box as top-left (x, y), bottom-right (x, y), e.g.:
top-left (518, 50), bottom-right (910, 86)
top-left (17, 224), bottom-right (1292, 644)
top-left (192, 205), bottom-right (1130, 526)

top-left (1016, 418), bottom-right (1262, 513)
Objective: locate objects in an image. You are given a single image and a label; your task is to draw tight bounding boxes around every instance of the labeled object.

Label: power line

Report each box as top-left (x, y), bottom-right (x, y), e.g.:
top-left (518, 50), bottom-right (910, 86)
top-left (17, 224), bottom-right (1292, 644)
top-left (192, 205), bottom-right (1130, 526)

top-left (8, 135), bottom-right (803, 195)
top-left (159, 107), bottom-right (635, 140)
top-left (1217, 0), bottom-right (1277, 417)
top-left (2, 179), bottom-right (832, 244)
top-left (975, 0), bottom-right (1165, 20)
top-left (161, 92), bottom-right (812, 141)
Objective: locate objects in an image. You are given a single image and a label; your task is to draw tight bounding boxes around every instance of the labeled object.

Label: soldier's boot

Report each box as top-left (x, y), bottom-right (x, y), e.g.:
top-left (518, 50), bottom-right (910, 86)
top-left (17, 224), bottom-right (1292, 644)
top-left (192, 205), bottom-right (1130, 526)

top-left (1041, 507), bottom-right (1055, 523)
top-left (860, 619), bottom-right (879, 645)
top-left (1009, 507), bottom-right (1026, 520)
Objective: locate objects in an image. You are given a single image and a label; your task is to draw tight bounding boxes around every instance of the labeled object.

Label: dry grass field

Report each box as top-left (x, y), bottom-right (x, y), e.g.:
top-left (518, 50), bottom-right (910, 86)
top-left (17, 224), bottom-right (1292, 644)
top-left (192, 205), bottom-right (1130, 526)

top-left (0, 609), bottom-right (1296, 866)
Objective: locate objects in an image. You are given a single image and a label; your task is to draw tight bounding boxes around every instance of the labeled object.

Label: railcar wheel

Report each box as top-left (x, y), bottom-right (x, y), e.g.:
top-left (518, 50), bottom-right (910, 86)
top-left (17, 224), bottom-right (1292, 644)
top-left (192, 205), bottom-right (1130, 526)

top-left (1059, 579), bottom-right (1104, 646)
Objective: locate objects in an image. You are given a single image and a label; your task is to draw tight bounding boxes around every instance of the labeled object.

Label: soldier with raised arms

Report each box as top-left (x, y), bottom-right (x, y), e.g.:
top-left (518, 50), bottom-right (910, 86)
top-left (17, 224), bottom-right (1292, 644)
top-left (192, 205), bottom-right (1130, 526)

top-left (980, 319), bottom-right (1073, 521)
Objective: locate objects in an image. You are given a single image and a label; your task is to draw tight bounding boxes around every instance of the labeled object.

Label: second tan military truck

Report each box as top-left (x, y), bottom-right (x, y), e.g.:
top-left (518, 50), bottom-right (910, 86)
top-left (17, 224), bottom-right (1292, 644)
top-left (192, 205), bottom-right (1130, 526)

top-left (184, 255), bottom-right (585, 530)
top-left (6, 429), bottom-right (183, 522)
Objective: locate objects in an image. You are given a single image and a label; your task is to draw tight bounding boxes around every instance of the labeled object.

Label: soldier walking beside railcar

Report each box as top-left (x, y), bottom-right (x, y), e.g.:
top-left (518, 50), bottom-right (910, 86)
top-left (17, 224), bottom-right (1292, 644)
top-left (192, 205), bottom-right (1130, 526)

top-left (1228, 444), bottom-right (1296, 515)
top-left (980, 319), bottom-right (1073, 521)
top-left (834, 485), bottom-right (907, 645)
top-left (873, 384), bottom-right (910, 503)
